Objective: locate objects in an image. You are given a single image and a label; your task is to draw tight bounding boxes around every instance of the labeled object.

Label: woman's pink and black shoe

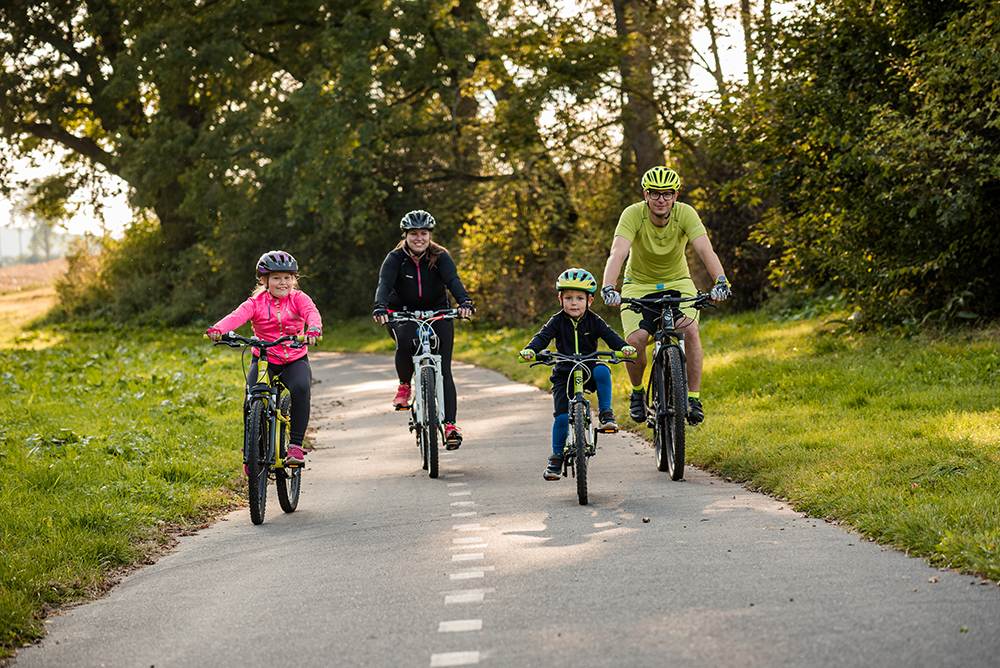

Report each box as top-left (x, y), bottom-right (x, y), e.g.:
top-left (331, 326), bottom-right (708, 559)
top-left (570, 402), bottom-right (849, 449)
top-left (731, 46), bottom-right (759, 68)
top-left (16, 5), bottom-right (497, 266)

top-left (393, 383), bottom-right (412, 410)
top-left (444, 423), bottom-right (463, 450)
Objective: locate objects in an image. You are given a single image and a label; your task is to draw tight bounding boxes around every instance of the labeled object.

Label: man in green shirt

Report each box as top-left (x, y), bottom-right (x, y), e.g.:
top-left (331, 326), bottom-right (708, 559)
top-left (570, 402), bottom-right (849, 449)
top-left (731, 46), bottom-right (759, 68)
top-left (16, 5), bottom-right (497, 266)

top-left (601, 166), bottom-right (731, 425)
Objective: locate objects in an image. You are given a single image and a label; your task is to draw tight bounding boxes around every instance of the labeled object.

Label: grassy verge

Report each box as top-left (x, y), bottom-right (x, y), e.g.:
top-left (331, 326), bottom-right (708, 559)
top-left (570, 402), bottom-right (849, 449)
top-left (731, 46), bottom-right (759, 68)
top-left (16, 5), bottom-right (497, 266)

top-left (339, 315), bottom-right (1000, 580)
top-left (0, 325), bottom-right (246, 657)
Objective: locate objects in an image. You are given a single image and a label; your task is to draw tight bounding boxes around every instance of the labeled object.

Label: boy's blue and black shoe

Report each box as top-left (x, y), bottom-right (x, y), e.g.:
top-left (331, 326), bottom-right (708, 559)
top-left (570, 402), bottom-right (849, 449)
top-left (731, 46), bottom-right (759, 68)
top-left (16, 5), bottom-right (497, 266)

top-left (597, 409), bottom-right (619, 433)
top-left (629, 390), bottom-right (646, 422)
top-left (544, 455), bottom-right (563, 481)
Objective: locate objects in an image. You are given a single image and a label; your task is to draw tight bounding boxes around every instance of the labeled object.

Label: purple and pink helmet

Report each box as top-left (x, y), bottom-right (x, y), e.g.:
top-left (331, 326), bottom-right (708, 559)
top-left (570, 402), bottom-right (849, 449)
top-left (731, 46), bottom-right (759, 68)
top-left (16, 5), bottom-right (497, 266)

top-left (256, 250), bottom-right (298, 276)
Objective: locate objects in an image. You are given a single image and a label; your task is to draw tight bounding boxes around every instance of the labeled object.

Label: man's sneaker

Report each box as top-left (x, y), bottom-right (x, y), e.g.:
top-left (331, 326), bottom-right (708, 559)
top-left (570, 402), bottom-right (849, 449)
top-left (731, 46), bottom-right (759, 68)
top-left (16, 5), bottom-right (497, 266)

top-left (629, 390), bottom-right (646, 422)
top-left (285, 444), bottom-right (306, 466)
top-left (597, 409), bottom-right (619, 433)
top-left (544, 455), bottom-right (563, 481)
top-left (393, 383), bottom-right (412, 410)
top-left (444, 423), bottom-right (463, 450)
top-left (687, 397), bottom-right (704, 426)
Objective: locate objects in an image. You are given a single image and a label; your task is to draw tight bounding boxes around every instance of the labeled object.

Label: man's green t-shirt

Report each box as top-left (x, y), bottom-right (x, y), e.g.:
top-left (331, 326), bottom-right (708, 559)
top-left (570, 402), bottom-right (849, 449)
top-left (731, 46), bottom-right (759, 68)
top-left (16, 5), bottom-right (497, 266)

top-left (614, 201), bottom-right (707, 285)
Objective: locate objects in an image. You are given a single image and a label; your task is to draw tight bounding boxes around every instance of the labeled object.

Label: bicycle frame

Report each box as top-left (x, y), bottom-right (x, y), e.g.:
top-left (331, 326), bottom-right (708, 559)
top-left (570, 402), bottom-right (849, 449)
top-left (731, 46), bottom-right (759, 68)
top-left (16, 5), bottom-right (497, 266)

top-left (621, 292), bottom-right (711, 423)
top-left (390, 309), bottom-right (457, 430)
top-left (245, 355), bottom-right (290, 471)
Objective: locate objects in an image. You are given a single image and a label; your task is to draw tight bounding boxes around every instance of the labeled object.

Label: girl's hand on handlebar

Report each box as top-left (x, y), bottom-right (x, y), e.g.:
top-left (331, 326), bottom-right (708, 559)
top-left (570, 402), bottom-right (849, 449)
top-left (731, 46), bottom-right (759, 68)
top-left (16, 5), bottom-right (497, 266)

top-left (306, 329), bottom-right (322, 346)
top-left (619, 345), bottom-right (637, 359)
top-left (518, 348), bottom-right (536, 362)
top-left (206, 328), bottom-right (223, 342)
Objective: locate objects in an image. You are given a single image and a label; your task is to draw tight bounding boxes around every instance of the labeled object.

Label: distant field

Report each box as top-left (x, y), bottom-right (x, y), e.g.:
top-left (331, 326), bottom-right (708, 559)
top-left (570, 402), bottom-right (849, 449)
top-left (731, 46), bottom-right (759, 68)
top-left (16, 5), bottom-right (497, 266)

top-left (0, 260), bottom-right (66, 342)
top-left (0, 258), bottom-right (67, 292)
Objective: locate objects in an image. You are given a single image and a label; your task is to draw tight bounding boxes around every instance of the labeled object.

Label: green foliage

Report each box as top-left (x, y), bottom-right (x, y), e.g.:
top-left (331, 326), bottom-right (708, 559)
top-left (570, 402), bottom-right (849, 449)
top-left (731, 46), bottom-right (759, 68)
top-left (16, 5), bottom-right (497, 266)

top-left (0, 327), bottom-right (244, 656)
top-left (745, 0), bottom-right (1000, 326)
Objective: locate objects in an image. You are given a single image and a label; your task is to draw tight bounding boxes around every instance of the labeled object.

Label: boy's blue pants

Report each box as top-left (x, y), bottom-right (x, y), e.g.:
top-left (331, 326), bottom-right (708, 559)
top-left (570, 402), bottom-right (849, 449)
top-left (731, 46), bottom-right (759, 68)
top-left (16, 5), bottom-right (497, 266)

top-left (551, 364), bottom-right (612, 456)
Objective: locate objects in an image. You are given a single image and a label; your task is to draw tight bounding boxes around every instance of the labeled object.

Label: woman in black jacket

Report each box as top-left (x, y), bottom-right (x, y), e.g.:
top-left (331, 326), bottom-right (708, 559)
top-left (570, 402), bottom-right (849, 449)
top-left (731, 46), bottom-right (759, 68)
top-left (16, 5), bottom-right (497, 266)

top-left (373, 210), bottom-right (474, 448)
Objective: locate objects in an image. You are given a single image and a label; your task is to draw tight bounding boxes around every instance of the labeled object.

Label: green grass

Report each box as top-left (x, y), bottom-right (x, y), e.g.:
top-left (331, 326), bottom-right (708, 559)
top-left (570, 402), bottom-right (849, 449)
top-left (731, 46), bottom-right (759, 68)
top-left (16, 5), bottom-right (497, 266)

top-left (339, 315), bottom-right (1000, 580)
top-left (0, 326), bottom-right (247, 657)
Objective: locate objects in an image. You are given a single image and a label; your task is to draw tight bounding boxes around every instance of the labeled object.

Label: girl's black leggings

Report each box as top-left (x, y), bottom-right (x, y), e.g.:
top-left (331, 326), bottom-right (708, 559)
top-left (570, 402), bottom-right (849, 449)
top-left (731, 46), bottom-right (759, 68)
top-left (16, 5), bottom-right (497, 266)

top-left (389, 318), bottom-right (457, 423)
top-left (248, 355), bottom-right (312, 445)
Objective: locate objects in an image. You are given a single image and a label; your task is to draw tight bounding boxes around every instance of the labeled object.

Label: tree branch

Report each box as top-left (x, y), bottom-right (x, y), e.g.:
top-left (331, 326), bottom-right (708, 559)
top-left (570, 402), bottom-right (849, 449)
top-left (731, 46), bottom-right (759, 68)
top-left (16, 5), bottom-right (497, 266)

top-left (22, 123), bottom-right (117, 173)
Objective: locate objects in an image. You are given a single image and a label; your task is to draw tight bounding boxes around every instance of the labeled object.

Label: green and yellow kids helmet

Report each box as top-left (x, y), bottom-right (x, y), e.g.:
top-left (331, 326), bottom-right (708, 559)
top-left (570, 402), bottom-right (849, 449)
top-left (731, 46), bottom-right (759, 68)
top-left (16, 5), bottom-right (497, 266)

top-left (556, 268), bottom-right (598, 294)
top-left (641, 166), bottom-right (681, 191)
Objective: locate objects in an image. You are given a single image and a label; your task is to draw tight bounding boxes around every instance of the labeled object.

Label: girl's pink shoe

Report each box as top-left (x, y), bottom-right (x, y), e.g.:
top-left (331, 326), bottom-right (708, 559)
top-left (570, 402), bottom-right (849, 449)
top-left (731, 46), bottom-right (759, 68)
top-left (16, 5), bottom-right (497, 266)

top-left (285, 445), bottom-right (306, 465)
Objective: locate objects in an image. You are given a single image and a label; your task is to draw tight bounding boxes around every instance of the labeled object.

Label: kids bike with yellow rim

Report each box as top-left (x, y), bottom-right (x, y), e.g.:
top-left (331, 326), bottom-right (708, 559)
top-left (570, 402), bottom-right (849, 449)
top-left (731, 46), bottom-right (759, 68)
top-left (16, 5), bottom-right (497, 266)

top-left (214, 333), bottom-right (310, 525)
top-left (389, 308), bottom-right (462, 479)
top-left (527, 350), bottom-right (633, 505)
top-left (620, 292), bottom-right (711, 481)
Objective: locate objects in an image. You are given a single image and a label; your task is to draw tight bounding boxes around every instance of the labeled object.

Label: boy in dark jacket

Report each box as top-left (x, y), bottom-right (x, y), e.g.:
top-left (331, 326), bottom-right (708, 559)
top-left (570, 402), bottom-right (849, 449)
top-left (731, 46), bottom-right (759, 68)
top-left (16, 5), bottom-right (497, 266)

top-left (519, 268), bottom-right (636, 480)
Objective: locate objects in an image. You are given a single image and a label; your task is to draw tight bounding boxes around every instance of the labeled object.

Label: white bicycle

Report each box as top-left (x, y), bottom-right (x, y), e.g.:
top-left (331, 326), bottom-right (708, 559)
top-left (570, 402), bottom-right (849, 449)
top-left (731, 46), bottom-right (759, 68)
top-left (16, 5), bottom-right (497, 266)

top-left (389, 308), bottom-right (460, 478)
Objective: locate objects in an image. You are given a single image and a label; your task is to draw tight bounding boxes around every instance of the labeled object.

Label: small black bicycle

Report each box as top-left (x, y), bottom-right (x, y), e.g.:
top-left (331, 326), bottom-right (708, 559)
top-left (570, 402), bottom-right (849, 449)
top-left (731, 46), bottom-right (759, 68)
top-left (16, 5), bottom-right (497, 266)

top-left (620, 292), bottom-right (712, 481)
top-left (528, 350), bottom-right (633, 505)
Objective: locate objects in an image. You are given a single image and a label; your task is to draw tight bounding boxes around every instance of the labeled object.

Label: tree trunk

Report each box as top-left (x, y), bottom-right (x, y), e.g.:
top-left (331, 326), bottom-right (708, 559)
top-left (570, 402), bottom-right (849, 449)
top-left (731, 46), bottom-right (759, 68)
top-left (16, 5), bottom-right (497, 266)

top-left (740, 0), bottom-right (757, 90)
top-left (702, 0), bottom-right (729, 100)
top-left (153, 183), bottom-right (198, 252)
top-left (760, 0), bottom-right (774, 91)
top-left (612, 0), bottom-right (666, 180)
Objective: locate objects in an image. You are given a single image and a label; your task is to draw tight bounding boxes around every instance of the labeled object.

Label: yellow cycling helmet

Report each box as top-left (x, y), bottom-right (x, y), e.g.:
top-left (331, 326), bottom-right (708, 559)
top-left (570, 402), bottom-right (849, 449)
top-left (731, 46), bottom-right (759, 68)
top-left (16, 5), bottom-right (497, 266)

top-left (641, 166), bottom-right (681, 191)
top-left (556, 268), bottom-right (598, 294)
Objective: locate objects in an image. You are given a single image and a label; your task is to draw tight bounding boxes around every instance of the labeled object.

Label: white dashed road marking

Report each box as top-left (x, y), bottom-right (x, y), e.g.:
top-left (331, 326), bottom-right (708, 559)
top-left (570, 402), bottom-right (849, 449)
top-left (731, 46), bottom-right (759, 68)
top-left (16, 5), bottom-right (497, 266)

top-left (451, 552), bottom-right (484, 562)
top-left (438, 619), bottom-right (483, 633)
top-left (430, 651), bottom-right (480, 667)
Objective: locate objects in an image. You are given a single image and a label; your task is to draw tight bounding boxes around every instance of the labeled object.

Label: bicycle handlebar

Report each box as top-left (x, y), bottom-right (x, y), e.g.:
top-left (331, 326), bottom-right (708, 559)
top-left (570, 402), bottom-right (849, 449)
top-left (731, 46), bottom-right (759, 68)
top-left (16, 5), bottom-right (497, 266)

top-left (388, 308), bottom-right (465, 323)
top-left (620, 292), bottom-right (714, 314)
top-left (528, 350), bottom-right (634, 368)
top-left (213, 332), bottom-right (309, 350)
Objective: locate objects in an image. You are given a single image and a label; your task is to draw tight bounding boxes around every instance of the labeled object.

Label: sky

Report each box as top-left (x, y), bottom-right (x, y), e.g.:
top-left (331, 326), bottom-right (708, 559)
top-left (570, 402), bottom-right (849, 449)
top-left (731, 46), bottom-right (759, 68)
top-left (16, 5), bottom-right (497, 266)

top-left (0, 0), bottom-right (766, 250)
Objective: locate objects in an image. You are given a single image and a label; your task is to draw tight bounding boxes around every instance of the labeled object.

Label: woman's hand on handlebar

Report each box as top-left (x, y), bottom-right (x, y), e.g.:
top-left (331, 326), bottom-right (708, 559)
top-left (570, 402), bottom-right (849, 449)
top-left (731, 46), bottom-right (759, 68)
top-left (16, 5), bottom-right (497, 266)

top-left (458, 301), bottom-right (474, 320)
top-left (372, 306), bottom-right (389, 326)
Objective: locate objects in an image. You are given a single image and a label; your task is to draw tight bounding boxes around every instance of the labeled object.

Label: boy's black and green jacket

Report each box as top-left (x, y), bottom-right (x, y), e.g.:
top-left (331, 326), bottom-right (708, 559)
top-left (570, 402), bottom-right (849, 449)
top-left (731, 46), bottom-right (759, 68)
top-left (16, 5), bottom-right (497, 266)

top-left (525, 310), bottom-right (629, 383)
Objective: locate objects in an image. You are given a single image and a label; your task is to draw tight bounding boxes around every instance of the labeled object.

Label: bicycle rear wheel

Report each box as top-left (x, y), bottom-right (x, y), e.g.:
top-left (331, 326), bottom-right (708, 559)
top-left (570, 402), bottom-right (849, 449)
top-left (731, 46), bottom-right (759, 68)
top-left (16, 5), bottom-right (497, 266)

top-left (421, 365), bottom-right (439, 479)
top-left (664, 345), bottom-right (687, 480)
top-left (573, 402), bottom-right (589, 505)
top-left (245, 400), bottom-right (268, 525)
top-left (275, 392), bottom-right (301, 513)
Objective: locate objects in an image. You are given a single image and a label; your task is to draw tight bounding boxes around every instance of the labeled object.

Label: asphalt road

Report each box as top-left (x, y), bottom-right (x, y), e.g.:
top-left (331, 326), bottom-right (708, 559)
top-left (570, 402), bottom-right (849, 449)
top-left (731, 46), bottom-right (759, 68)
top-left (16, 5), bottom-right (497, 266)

top-left (15, 352), bottom-right (1000, 667)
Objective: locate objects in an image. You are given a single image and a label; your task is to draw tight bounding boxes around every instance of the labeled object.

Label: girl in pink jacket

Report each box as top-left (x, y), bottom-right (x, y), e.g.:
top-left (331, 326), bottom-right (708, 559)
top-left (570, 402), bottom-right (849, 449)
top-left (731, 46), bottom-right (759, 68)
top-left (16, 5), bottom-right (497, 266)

top-left (206, 250), bottom-right (322, 465)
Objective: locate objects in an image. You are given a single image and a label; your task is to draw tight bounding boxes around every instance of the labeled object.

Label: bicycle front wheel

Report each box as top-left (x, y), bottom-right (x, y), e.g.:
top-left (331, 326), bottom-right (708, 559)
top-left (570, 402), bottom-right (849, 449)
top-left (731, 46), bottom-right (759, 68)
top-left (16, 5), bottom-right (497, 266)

top-left (275, 392), bottom-right (301, 513)
top-left (664, 346), bottom-right (687, 480)
top-left (245, 400), bottom-right (269, 525)
top-left (421, 365), bottom-right (439, 479)
top-left (573, 401), bottom-right (589, 505)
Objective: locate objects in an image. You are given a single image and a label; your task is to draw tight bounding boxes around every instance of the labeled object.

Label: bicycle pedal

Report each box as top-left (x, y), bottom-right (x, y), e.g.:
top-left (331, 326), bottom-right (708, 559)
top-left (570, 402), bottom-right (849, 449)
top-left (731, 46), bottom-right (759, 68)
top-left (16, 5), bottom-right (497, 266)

top-left (596, 426), bottom-right (619, 434)
top-left (394, 404), bottom-right (410, 412)
top-left (646, 418), bottom-right (655, 428)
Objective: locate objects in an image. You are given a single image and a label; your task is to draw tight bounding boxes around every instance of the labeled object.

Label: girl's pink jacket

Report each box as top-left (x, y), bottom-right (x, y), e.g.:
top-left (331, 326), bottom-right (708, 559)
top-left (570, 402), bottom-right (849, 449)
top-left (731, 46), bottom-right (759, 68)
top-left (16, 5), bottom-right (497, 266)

top-left (209, 290), bottom-right (322, 365)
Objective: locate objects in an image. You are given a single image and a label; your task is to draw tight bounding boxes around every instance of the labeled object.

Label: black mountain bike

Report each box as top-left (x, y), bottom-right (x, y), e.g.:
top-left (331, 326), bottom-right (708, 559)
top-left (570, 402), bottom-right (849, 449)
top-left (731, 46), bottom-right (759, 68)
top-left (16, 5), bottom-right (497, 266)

top-left (621, 292), bottom-right (712, 481)
top-left (214, 333), bottom-right (309, 524)
top-left (528, 350), bottom-right (633, 505)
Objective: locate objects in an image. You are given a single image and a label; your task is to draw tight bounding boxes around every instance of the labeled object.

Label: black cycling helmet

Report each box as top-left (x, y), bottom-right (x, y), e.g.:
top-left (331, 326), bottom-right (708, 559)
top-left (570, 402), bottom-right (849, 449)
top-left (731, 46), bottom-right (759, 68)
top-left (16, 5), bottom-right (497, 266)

top-left (256, 250), bottom-right (298, 276)
top-left (400, 209), bottom-right (436, 231)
